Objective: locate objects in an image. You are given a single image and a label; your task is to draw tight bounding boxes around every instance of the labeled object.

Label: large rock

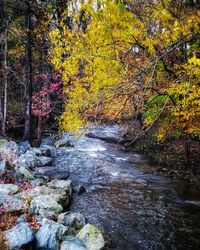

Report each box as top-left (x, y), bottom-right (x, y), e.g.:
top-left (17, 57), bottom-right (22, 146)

top-left (0, 141), bottom-right (18, 165)
top-left (77, 224), bottom-right (105, 250)
top-left (0, 139), bottom-right (8, 148)
top-left (0, 193), bottom-right (25, 213)
top-left (16, 186), bottom-right (69, 207)
top-left (55, 137), bottom-right (74, 148)
top-left (17, 151), bottom-right (41, 169)
top-left (40, 137), bottom-right (55, 148)
top-left (47, 179), bottom-right (72, 196)
top-left (0, 184), bottom-right (19, 195)
top-left (4, 222), bottom-right (34, 250)
top-left (39, 156), bottom-right (53, 166)
top-left (60, 236), bottom-right (87, 250)
top-left (17, 141), bottom-right (31, 155)
top-left (16, 166), bottom-right (35, 180)
top-left (0, 160), bottom-right (6, 176)
top-left (34, 167), bottom-right (69, 180)
top-left (30, 195), bottom-right (63, 218)
top-left (31, 147), bottom-right (51, 157)
top-left (58, 212), bottom-right (86, 234)
top-left (35, 218), bottom-right (68, 250)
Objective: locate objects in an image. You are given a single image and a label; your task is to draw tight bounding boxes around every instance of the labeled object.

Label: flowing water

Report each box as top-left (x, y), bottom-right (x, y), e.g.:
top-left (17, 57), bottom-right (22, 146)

top-left (52, 125), bottom-right (200, 250)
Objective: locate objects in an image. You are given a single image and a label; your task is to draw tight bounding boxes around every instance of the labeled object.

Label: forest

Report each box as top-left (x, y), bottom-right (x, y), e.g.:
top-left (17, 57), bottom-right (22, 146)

top-left (0, 0), bottom-right (200, 249)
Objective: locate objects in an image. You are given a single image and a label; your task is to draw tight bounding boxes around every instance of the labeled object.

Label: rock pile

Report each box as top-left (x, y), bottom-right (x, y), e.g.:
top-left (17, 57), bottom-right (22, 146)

top-left (0, 137), bottom-right (105, 250)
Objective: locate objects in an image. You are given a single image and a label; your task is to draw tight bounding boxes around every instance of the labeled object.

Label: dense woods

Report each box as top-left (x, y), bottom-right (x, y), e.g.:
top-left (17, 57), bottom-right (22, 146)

top-left (0, 0), bottom-right (200, 167)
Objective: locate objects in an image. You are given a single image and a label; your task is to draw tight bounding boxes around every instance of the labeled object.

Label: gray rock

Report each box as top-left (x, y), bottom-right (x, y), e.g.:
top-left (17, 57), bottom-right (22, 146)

top-left (47, 179), bottom-right (72, 196)
top-left (40, 137), bottom-right (55, 147)
top-left (39, 156), bottom-right (53, 166)
top-left (77, 224), bottom-right (105, 250)
top-left (58, 212), bottom-right (86, 234)
top-left (0, 138), bottom-right (8, 148)
top-left (34, 167), bottom-right (69, 180)
top-left (18, 141), bottom-right (31, 155)
top-left (0, 141), bottom-right (18, 166)
top-left (31, 178), bottom-right (44, 186)
top-left (55, 137), bottom-right (74, 148)
top-left (30, 195), bottom-right (63, 218)
top-left (16, 215), bottom-right (27, 224)
top-left (18, 151), bottom-right (41, 169)
top-left (16, 186), bottom-right (69, 207)
top-left (32, 147), bottom-right (51, 157)
top-left (0, 160), bottom-right (6, 178)
top-left (4, 222), bottom-right (34, 250)
top-left (0, 184), bottom-right (19, 195)
top-left (0, 193), bottom-right (25, 213)
top-left (36, 218), bottom-right (68, 250)
top-left (61, 236), bottom-right (87, 250)
top-left (16, 166), bottom-right (35, 180)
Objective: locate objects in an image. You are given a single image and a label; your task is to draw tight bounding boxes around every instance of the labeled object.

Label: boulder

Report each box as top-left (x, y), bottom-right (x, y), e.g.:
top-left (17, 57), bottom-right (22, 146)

top-left (58, 212), bottom-right (86, 234)
top-left (39, 156), bottom-right (53, 166)
top-left (34, 167), bottom-right (69, 180)
top-left (35, 218), bottom-right (68, 250)
top-left (0, 141), bottom-right (18, 165)
top-left (17, 151), bottom-right (41, 169)
top-left (30, 195), bottom-right (63, 218)
top-left (4, 222), bottom-right (34, 250)
top-left (0, 184), bottom-right (19, 195)
top-left (31, 147), bottom-right (51, 157)
top-left (30, 178), bottom-right (44, 186)
top-left (47, 179), bottom-right (72, 196)
top-left (40, 137), bottom-right (55, 147)
top-left (0, 160), bottom-right (6, 175)
top-left (17, 141), bottom-right (31, 155)
top-left (16, 166), bottom-right (35, 180)
top-left (77, 224), bottom-right (105, 250)
top-left (0, 193), bottom-right (25, 213)
top-left (60, 236), bottom-right (87, 250)
top-left (16, 185), bottom-right (69, 207)
top-left (0, 139), bottom-right (8, 148)
top-left (55, 137), bottom-right (74, 148)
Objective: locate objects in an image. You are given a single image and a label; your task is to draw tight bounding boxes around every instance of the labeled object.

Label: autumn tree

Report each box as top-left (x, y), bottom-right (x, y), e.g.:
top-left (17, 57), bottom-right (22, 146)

top-left (49, 0), bottom-right (200, 149)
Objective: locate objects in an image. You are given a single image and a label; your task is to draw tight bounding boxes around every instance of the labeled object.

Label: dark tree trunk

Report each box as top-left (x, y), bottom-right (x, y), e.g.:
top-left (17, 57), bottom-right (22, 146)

top-left (23, 0), bottom-right (32, 140)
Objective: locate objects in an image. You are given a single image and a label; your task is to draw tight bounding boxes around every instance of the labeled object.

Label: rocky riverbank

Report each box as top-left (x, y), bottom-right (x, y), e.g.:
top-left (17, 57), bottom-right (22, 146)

top-left (0, 137), bottom-right (105, 250)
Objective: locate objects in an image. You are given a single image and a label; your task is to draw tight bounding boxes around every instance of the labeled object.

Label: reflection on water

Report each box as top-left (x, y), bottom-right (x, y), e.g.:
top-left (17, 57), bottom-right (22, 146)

top-left (53, 126), bottom-right (200, 250)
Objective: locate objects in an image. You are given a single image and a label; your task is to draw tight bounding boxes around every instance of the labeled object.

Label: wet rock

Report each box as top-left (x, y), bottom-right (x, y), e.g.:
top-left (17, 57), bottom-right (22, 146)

top-left (16, 166), bottom-right (35, 180)
top-left (60, 236), bottom-right (87, 250)
top-left (0, 184), bottom-right (19, 195)
top-left (30, 195), bottom-right (63, 217)
top-left (4, 222), bottom-right (34, 250)
top-left (36, 218), bottom-right (68, 250)
top-left (47, 179), bottom-right (72, 196)
top-left (77, 224), bottom-right (105, 250)
top-left (17, 141), bottom-right (31, 155)
top-left (58, 212), bottom-right (86, 234)
top-left (0, 193), bottom-right (25, 213)
top-left (16, 185), bottom-right (69, 207)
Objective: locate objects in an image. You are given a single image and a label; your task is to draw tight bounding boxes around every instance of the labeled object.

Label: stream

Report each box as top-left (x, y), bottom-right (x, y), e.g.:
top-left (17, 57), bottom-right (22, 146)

top-left (51, 125), bottom-right (200, 250)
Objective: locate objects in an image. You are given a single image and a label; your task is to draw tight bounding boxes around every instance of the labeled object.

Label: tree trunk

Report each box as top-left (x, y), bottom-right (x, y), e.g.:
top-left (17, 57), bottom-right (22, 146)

top-left (23, 0), bottom-right (32, 140)
top-left (2, 24), bottom-right (8, 135)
